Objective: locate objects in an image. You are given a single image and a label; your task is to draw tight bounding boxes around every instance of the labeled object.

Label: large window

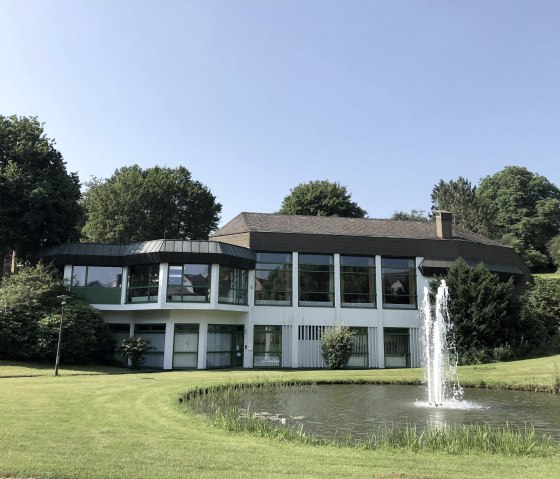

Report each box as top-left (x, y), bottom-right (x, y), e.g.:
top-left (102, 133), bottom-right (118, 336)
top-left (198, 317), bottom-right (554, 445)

top-left (253, 325), bottom-right (282, 367)
top-left (127, 264), bottom-right (159, 303)
top-left (381, 258), bottom-right (417, 309)
top-left (71, 266), bottom-right (122, 304)
top-left (167, 264), bottom-right (210, 302)
top-left (218, 266), bottom-right (248, 305)
top-left (108, 323), bottom-right (130, 365)
top-left (348, 327), bottom-right (369, 367)
top-left (340, 256), bottom-right (376, 308)
top-left (384, 328), bottom-right (410, 368)
top-left (134, 324), bottom-right (166, 368)
top-left (173, 324), bottom-right (199, 369)
top-left (206, 324), bottom-right (236, 368)
top-left (255, 252), bottom-right (292, 306)
top-left (299, 254), bottom-right (334, 306)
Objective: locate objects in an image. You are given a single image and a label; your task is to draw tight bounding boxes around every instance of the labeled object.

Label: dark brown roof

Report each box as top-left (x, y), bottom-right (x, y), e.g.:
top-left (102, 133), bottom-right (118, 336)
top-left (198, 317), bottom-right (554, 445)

top-left (212, 212), bottom-right (504, 247)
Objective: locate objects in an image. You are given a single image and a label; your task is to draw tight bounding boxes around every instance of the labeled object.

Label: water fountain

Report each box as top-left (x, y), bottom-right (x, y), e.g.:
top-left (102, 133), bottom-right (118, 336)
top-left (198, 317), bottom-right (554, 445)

top-left (421, 280), bottom-right (463, 407)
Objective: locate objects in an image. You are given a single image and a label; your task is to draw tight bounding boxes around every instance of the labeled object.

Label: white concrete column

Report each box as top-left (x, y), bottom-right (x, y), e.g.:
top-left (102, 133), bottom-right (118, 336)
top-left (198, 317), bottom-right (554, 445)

top-left (121, 266), bottom-right (129, 304)
top-left (248, 269), bottom-right (255, 307)
top-left (244, 318), bottom-right (253, 368)
top-left (291, 252), bottom-right (299, 368)
top-left (375, 255), bottom-right (385, 368)
top-left (210, 264), bottom-right (220, 307)
top-left (197, 322), bottom-right (208, 369)
top-left (163, 321), bottom-right (174, 370)
top-left (158, 263), bottom-right (168, 305)
top-left (334, 253), bottom-right (341, 310)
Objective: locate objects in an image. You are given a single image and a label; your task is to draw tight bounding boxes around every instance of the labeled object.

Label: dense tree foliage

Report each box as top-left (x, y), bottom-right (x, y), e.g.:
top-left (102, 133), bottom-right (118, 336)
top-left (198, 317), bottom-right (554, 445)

top-left (0, 115), bottom-right (83, 268)
top-left (477, 167), bottom-right (560, 269)
top-left (443, 259), bottom-right (516, 364)
top-left (546, 235), bottom-right (560, 272)
top-left (278, 180), bottom-right (367, 217)
top-left (519, 279), bottom-right (560, 349)
top-left (82, 165), bottom-right (222, 242)
top-left (320, 323), bottom-right (355, 369)
top-left (430, 177), bottom-right (490, 234)
top-left (0, 263), bottom-right (114, 364)
top-left (391, 210), bottom-right (429, 222)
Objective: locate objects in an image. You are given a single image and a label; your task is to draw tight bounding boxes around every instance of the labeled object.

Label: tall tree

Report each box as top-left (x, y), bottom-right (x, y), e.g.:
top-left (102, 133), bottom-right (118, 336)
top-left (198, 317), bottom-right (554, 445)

top-left (82, 165), bottom-right (222, 242)
top-left (278, 180), bottom-right (367, 218)
top-left (477, 166), bottom-right (560, 268)
top-left (430, 177), bottom-right (490, 234)
top-left (442, 259), bottom-right (516, 364)
top-left (0, 115), bottom-right (83, 275)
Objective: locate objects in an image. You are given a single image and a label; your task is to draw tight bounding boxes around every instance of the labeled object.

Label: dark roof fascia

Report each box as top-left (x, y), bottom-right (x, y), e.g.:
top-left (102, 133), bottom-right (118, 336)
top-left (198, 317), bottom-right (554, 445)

top-left (244, 231), bottom-right (529, 274)
top-left (36, 240), bottom-right (256, 269)
top-left (418, 257), bottom-right (527, 279)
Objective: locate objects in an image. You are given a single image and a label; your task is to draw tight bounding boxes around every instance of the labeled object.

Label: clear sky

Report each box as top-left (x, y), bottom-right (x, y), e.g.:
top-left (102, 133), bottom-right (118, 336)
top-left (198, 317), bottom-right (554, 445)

top-left (1, 0), bottom-right (559, 226)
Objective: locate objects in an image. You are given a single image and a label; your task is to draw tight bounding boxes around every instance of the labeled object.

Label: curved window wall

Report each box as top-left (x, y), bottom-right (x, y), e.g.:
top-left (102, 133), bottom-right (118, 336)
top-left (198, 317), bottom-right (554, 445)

top-left (127, 264), bottom-right (159, 303)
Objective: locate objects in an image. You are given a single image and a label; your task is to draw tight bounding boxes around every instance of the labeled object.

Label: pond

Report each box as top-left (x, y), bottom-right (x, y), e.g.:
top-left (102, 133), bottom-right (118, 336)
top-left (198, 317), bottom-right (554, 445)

top-left (193, 383), bottom-right (560, 442)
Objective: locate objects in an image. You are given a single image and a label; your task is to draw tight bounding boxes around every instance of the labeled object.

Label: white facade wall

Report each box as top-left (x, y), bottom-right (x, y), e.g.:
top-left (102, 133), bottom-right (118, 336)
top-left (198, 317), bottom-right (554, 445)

top-left (66, 254), bottom-right (430, 370)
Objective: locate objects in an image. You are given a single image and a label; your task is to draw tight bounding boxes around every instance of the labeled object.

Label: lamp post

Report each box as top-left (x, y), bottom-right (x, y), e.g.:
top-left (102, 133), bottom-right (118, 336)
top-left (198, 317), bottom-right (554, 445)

top-left (54, 295), bottom-right (70, 377)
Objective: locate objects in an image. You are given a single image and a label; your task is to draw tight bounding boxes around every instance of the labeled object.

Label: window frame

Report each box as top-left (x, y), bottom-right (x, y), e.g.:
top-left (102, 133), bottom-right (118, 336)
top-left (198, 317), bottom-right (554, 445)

top-left (126, 264), bottom-right (160, 303)
top-left (167, 264), bottom-right (211, 303)
top-left (381, 257), bottom-right (417, 309)
top-left (298, 253), bottom-right (334, 307)
top-left (340, 255), bottom-right (376, 308)
top-left (255, 252), bottom-right (293, 306)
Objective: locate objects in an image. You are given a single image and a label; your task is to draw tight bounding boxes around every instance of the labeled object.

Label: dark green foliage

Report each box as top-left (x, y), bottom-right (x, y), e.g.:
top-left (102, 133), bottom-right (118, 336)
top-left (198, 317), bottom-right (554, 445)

top-left (0, 115), bottom-right (83, 261)
top-left (320, 323), bottom-right (355, 369)
top-left (0, 263), bottom-right (114, 364)
top-left (547, 235), bottom-right (560, 272)
top-left (443, 259), bottom-right (515, 364)
top-left (82, 165), bottom-right (222, 242)
top-left (520, 279), bottom-right (560, 349)
top-left (477, 166), bottom-right (560, 269)
top-left (278, 180), bottom-right (367, 218)
top-left (36, 302), bottom-right (115, 364)
top-left (391, 210), bottom-right (429, 222)
top-left (119, 337), bottom-right (153, 369)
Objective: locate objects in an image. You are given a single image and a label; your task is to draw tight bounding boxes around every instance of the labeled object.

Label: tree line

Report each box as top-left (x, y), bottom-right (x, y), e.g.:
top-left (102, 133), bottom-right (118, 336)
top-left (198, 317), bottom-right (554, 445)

top-left (1, 114), bottom-right (560, 365)
top-left (2, 114), bottom-right (560, 273)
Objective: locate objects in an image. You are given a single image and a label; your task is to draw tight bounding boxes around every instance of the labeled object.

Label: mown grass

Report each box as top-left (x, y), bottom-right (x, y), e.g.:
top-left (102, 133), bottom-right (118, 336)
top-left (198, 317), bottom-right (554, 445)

top-left (533, 272), bottom-right (560, 279)
top-left (0, 356), bottom-right (559, 479)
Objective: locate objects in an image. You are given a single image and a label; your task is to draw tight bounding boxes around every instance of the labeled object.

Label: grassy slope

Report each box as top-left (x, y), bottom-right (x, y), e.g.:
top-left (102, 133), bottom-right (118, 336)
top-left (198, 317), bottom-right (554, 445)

top-left (0, 356), bottom-right (559, 479)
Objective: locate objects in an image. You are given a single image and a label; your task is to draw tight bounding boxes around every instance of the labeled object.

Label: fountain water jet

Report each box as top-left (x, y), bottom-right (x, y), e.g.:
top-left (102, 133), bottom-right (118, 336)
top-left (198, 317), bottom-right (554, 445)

top-left (421, 280), bottom-right (463, 407)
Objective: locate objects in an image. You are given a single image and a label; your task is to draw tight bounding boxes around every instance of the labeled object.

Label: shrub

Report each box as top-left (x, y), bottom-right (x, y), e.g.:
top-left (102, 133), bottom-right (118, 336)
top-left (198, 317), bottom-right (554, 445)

top-left (0, 263), bottom-right (115, 364)
top-left (119, 337), bottom-right (152, 369)
top-left (547, 235), bottom-right (560, 272)
top-left (36, 301), bottom-right (115, 365)
top-left (320, 323), bottom-right (354, 369)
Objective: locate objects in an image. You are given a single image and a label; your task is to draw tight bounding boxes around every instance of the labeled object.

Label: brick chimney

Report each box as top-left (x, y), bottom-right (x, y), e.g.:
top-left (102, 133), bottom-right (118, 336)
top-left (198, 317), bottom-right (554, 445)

top-left (435, 211), bottom-right (453, 239)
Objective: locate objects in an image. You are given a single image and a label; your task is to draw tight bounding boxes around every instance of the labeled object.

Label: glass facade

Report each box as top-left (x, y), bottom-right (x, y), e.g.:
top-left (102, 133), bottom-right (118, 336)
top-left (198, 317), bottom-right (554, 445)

top-left (255, 252), bottom-right (292, 305)
top-left (167, 264), bottom-right (210, 302)
top-left (298, 254), bottom-right (334, 306)
top-left (384, 328), bottom-right (410, 368)
top-left (253, 325), bottom-right (282, 367)
top-left (134, 324), bottom-right (166, 368)
top-left (127, 264), bottom-right (159, 303)
top-left (381, 258), bottom-right (417, 309)
top-left (206, 324), bottom-right (236, 368)
top-left (71, 266), bottom-right (122, 304)
top-left (348, 327), bottom-right (369, 367)
top-left (218, 266), bottom-right (248, 305)
top-left (340, 256), bottom-right (376, 307)
top-left (173, 324), bottom-right (199, 368)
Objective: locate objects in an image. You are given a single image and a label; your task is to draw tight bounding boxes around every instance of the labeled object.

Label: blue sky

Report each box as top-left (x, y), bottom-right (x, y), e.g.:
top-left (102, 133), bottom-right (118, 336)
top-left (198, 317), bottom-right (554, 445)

top-left (1, 1), bottom-right (559, 226)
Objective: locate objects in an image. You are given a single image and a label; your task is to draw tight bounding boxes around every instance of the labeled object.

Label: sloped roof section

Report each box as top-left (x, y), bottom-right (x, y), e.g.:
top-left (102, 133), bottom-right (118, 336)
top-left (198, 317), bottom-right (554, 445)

top-left (212, 212), bottom-right (504, 247)
top-left (36, 240), bottom-right (255, 269)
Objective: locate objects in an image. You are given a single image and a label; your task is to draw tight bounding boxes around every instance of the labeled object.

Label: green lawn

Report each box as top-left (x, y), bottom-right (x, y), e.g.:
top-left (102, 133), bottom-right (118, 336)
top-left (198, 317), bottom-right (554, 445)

top-left (0, 356), bottom-right (559, 479)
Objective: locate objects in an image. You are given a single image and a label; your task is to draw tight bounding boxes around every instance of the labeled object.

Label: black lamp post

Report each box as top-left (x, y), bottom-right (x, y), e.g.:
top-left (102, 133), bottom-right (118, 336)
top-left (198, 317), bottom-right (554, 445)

top-left (54, 295), bottom-right (70, 377)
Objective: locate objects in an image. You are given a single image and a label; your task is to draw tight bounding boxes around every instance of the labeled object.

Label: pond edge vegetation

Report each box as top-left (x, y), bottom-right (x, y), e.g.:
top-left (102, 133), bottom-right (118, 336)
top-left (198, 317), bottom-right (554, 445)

top-left (177, 377), bottom-right (560, 457)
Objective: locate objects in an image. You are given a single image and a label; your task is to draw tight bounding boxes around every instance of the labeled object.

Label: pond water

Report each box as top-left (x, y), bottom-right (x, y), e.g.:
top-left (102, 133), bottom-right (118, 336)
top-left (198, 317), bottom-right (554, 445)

top-left (194, 384), bottom-right (560, 442)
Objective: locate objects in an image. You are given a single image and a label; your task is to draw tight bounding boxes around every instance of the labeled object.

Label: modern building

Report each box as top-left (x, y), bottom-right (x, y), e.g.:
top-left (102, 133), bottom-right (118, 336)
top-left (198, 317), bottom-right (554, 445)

top-left (37, 211), bottom-right (528, 370)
